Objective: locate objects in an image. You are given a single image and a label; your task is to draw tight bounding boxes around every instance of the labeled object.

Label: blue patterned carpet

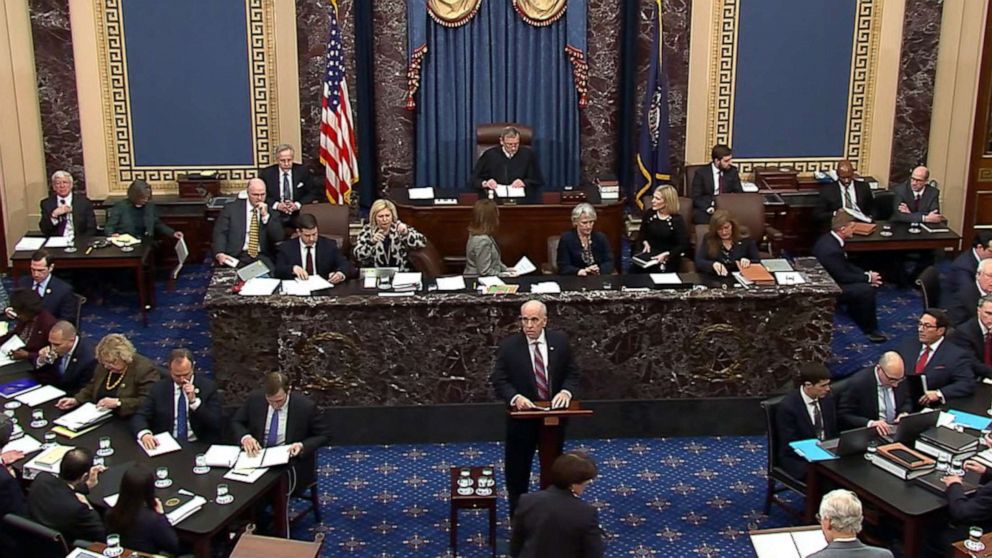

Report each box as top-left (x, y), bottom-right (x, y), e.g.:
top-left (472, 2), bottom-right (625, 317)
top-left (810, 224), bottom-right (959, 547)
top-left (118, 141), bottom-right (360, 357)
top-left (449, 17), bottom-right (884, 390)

top-left (4, 262), bottom-right (924, 556)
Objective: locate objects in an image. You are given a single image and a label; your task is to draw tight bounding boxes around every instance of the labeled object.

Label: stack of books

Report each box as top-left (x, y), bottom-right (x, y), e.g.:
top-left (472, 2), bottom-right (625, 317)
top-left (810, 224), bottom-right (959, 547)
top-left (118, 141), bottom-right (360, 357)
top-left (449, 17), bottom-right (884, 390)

top-left (914, 426), bottom-right (980, 462)
top-left (598, 178), bottom-right (619, 201)
top-left (872, 443), bottom-right (936, 480)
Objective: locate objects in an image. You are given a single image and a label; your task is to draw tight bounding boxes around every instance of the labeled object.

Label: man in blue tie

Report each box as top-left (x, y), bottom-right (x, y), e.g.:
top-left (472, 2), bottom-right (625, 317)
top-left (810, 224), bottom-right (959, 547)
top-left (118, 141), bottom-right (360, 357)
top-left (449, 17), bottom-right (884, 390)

top-left (33, 320), bottom-right (97, 394)
top-left (132, 348), bottom-right (222, 448)
top-left (232, 372), bottom-right (326, 459)
top-left (14, 249), bottom-right (76, 323)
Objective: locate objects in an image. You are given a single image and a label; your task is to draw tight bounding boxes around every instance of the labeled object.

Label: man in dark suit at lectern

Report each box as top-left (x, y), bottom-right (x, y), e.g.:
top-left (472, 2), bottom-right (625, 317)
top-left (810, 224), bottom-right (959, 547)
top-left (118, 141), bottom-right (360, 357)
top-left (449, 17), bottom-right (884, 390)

top-left (490, 299), bottom-right (580, 517)
top-left (260, 144), bottom-right (316, 226)
top-left (691, 144), bottom-right (742, 224)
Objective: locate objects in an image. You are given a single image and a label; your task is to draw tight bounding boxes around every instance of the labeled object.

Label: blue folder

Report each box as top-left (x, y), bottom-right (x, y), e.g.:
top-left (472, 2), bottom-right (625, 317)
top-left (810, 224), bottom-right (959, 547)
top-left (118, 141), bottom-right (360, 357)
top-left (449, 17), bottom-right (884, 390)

top-left (948, 409), bottom-right (992, 431)
top-left (788, 438), bottom-right (838, 462)
top-left (0, 377), bottom-right (38, 398)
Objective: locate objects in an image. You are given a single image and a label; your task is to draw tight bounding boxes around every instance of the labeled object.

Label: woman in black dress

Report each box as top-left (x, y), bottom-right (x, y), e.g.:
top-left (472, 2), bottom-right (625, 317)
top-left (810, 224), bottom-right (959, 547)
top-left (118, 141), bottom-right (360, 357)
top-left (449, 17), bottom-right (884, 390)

top-left (633, 185), bottom-right (689, 273)
top-left (695, 209), bottom-right (760, 276)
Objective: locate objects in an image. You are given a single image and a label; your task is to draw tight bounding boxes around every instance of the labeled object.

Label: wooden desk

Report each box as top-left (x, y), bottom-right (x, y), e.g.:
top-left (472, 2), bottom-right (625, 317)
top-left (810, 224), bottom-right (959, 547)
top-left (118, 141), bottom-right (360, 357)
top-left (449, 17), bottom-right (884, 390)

top-left (449, 466), bottom-right (497, 557)
top-left (391, 189), bottom-right (625, 273)
top-left (9, 237), bottom-right (154, 326)
top-left (845, 221), bottom-right (962, 252)
top-left (953, 532), bottom-right (992, 557)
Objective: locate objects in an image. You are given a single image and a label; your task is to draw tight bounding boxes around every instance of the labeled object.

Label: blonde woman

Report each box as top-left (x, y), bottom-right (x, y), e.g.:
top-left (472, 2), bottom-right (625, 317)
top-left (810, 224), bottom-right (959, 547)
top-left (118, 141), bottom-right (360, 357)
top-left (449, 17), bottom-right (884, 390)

top-left (353, 199), bottom-right (427, 271)
top-left (633, 185), bottom-right (689, 273)
top-left (55, 333), bottom-right (158, 417)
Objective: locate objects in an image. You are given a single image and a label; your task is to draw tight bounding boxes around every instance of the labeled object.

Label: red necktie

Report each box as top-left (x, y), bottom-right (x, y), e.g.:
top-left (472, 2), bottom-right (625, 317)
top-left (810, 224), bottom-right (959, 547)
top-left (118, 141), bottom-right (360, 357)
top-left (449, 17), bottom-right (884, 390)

top-left (305, 246), bottom-right (314, 275)
top-left (913, 194), bottom-right (921, 213)
top-left (915, 345), bottom-right (931, 375)
top-left (532, 341), bottom-right (549, 400)
top-left (984, 333), bottom-right (992, 367)
top-left (718, 172), bottom-right (726, 195)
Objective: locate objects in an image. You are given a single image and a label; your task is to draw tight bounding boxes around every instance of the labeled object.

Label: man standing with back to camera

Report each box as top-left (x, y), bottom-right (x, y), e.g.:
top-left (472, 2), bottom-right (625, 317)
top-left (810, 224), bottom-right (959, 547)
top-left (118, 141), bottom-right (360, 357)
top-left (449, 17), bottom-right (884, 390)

top-left (490, 300), bottom-right (580, 517)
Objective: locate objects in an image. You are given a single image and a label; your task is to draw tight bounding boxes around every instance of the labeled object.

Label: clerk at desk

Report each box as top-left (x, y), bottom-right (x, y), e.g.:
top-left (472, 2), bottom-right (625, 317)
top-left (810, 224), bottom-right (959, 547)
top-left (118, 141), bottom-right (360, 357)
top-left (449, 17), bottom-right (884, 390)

top-left (472, 126), bottom-right (544, 198)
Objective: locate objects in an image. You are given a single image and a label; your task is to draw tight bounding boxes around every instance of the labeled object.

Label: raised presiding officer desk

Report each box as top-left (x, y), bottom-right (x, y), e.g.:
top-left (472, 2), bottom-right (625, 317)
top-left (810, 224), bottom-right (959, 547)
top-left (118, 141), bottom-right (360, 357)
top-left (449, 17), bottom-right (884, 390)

top-left (206, 258), bottom-right (840, 407)
top-left (390, 188), bottom-right (625, 272)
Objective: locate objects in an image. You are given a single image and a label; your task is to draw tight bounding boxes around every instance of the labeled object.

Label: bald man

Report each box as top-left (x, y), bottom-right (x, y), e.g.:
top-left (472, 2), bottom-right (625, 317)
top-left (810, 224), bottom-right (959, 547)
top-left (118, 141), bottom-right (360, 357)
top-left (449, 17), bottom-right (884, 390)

top-left (892, 166), bottom-right (942, 224)
top-left (490, 300), bottom-right (580, 517)
top-left (837, 352), bottom-right (911, 435)
top-left (814, 160), bottom-right (874, 231)
top-left (212, 178), bottom-right (285, 269)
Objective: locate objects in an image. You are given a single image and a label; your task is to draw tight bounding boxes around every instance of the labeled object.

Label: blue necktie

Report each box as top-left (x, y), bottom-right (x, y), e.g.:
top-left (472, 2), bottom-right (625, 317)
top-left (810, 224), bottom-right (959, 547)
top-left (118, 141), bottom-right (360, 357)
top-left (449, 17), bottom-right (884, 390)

top-left (58, 355), bottom-right (68, 377)
top-left (176, 390), bottom-right (188, 441)
top-left (265, 409), bottom-right (279, 447)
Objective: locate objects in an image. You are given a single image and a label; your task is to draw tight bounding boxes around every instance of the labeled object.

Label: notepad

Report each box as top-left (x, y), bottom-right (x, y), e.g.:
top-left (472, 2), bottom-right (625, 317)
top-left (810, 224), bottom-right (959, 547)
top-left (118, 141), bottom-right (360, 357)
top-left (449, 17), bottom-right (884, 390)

top-left (44, 237), bottom-right (72, 248)
top-left (0, 336), bottom-right (26, 367)
top-left (15, 384), bottom-right (66, 406)
top-left (789, 439), bottom-right (838, 462)
top-left (13, 237), bottom-right (46, 252)
top-left (142, 432), bottom-right (182, 457)
top-left (233, 445), bottom-right (293, 469)
top-left (204, 444), bottom-right (241, 468)
top-left (649, 273), bottom-right (682, 286)
top-left (0, 377), bottom-right (40, 399)
top-left (435, 276), bottom-right (467, 291)
top-left (53, 402), bottom-right (112, 431)
top-left (239, 277), bottom-right (280, 296)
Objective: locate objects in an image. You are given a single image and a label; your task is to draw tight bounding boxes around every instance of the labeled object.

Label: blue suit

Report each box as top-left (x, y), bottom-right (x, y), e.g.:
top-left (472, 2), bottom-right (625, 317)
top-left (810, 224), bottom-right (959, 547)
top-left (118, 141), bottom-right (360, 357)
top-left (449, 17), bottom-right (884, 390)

top-left (556, 230), bottom-right (614, 275)
top-left (774, 390), bottom-right (839, 480)
top-left (132, 375), bottom-right (223, 444)
top-left (274, 237), bottom-right (354, 280)
top-left (947, 249), bottom-right (980, 296)
top-left (17, 275), bottom-right (75, 324)
top-left (0, 465), bottom-right (26, 554)
top-left (896, 337), bottom-right (975, 400)
top-left (33, 335), bottom-right (97, 394)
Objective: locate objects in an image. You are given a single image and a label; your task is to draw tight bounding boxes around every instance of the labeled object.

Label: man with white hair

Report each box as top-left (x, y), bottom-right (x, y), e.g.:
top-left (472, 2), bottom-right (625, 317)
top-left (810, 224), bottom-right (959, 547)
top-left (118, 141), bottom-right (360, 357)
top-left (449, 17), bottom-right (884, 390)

top-left (38, 170), bottom-right (97, 237)
top-left (810, 489), bottom-right (893, 557)
top-left (490, 300), bottom-right (580, 517)
top-left (260, 144), bottom-right (315, 226)
top-left (948, 258), bottom-right (992, 326)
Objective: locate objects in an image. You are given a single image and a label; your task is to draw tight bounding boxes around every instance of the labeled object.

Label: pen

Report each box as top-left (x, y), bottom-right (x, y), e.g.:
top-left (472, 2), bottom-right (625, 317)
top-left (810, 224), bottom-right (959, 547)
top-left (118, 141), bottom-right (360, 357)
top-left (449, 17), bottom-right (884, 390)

top-left (85, 246), bottom-right (94, 255)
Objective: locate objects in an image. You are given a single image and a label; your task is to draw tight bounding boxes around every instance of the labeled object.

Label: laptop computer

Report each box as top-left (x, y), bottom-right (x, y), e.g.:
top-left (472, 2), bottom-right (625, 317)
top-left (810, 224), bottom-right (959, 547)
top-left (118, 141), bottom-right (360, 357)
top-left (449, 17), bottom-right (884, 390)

top-left (886, 410), bottom-right (940, 445)
top-left (818, 426), bottom-right (879, 457)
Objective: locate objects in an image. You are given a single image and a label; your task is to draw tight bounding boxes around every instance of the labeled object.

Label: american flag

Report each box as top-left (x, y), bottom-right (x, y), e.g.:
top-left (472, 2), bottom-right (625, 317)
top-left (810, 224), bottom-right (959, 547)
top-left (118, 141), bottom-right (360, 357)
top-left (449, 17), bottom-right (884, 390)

top-left (319, 1), bottom-right (358, 204)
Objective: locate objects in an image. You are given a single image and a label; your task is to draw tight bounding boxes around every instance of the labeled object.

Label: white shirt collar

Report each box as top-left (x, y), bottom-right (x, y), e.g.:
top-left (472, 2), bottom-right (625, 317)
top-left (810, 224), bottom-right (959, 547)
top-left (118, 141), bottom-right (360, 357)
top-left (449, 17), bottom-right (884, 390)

top-left (57, 193), bottom-right (73, 205)
top-left (980, 320), bottom-right (990, 336)
top-left (502, 148), bottom-right (515, 159)
top-left (830, 231), bottom-right (845, 247)
top-left (530, 330), bottom-right (547, 346)
top-left (978, 279), bottom-right (989, 297)
top-left (923, 336), bottom-right (945, 353)
top-left (799, 387), bottom-right (818, 406)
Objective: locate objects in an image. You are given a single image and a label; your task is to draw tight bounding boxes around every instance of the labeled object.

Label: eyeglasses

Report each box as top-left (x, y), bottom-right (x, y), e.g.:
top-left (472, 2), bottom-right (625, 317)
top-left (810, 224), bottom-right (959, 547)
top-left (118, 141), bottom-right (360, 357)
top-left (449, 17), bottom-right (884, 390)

top-left (917, 322), bottom-right (938, 330)
top-left (878, 366), bottom-right (905, 384)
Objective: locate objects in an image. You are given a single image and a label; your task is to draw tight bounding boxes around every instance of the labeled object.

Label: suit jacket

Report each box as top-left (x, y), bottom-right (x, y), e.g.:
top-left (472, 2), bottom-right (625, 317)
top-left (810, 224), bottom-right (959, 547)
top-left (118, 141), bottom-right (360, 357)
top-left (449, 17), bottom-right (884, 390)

top-left (837, 366), bottom-right (910, 430)
top-left (73, 353), bottom-right (160, 417)
top-left (808, 539), bottom-right (893, 558)
top-left (890, 182), bottom-right (940, 223)
top-left (949, 317), bottom-right (992, 379)
top-left (690, 164), bottom-right (743, 223)
top-left (26, 472), bottom-right (105, 543)
top-left (105, 199), bottom-right (175, 238)
top-left (812, 233), bottom-right (867, 286)
top-left (17, 274), bottom-right (76, 323)
top-left (0, 465), bottom-right (25, 553)
top-left (464, 234), bottom-right (508, 276)
top-left (694, 235), bottom-right (761, 275)
top-left (948, 280), bottom-right (982, 326)
top-left (260, 163), bottom-right (316, 208)
top-left (0, 310), bottom-right (57, 363)
top-left (510, 486), bottom-right (604, 558)
top-left (275, 236), bottom-right (354, 280)
top-left (490, 330), bottom-right (580, 404)
top-left (948, 249), bottom-right (980, 296)
top-left (815, 180), bottom-right (874, 227)
top-left (132, 375), bottom-right (223, 443)
top-left (775, 389), bottom-right (839, 480)
top-left (896, 337), bottom-right (975, 399)
top-left (472, 146), bottom-right (544, 197)
top-left (212, 198), bottom-right (285, 263)
top-left (33, 335), bottom-right (97, 394)
top-left (231, 390), bottom-right (328, 457)
top-left (38, 194), bottom-right (98, 237)
top-left (947, 471), bottom-right (992, 531)
top-left (556, 230), bottom-right (615, 275)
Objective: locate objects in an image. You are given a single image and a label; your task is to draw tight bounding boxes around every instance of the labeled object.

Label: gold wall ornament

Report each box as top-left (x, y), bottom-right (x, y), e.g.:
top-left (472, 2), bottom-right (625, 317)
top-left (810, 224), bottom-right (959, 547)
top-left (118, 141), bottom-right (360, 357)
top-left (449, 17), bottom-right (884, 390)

top-left (427, 0), bottom-right (482, 28)
top-left (513, 0), bottom-right (567, 27)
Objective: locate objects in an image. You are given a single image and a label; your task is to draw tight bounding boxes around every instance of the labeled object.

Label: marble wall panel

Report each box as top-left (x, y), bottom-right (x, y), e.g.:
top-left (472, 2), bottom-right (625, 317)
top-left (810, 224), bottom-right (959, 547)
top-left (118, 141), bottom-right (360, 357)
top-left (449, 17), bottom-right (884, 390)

top-left (581, 1), bottom-right (623, 182)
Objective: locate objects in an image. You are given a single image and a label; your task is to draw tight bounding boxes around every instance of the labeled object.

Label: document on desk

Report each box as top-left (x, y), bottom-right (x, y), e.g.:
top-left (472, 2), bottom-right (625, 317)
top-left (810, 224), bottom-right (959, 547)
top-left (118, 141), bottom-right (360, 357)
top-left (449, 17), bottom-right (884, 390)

top-left (0, 336), bottom-right (26, 368)
top-left (233, 445), bottom-right (292, 469)
top-left (204, 444), bottom-right (241, 467)
top-left (513, 256), bottom-right (537, 276)
top-left (530, 281), bottom-right (561, 294)
top-left (408, 187), bottom-right (435, 200)
top-left (14, 237), bottom-right (46, 252)
top-left (478, 276), bottom-right (505, 287)
top-left (44, 237), bottom-right (71, 248)
top-left (1, 377), bottom-right (40, 399)
top-left (239, 277), bottom-right (280, 296)
top-left (649, 273), bottom-right (682, 286)
top-left (762, 258), bottom-right (793, 273)
top-left (54, 402), bottom-right (112, 431)
top-left (392, 272), bottom-right (423, 290)
top-left (108, 234), bottom-right (141, 247)
top-left (2, 434), bottom-right (42, 456)
top-left (172, 237), bottom-right (189, 279)
top-left (750, 528), bottom-right (827, 558)
top-left (494, 185), bottom-right (526, 198)
top-left (282, 274), bottom-right (334, 296)
top-left (435, 276), bottom-right (467, 291)
top-left (15, 384), bottom-right (66, 406)
top-left (142, 432), bottom-right (182, 457)
top-left (774, 272), bottom-right (806, 285)
top-left (225, 466), bottom-right (269, 484)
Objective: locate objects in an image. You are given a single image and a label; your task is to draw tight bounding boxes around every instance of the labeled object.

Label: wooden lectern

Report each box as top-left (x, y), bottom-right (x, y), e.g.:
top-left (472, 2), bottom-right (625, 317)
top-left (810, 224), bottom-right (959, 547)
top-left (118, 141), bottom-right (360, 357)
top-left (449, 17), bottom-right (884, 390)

top-left (508, 400), bottom-right (593, 489)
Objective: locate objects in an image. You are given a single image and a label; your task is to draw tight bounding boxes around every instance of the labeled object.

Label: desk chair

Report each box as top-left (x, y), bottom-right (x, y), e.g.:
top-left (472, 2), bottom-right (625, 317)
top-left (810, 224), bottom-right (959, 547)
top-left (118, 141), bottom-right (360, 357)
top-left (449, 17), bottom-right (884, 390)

top-left (759, 395), bottom-right (805, 519)
top-left (682, 163), bottom-right (707, 197)
top-left (73, 293), bottom-right (86, 333)
top-left (916, 265), bottom-right (941, 310)
top-left (409, 239), bottom-right (448, 279)
top-left (475, 123), bottom-right (533, 161)
top-left (300, 204), bottom-right (351, 253)
top-left (289, 451), bottom-right (322, 524)
top-left (2, 513), bottom-right (69, 558)
top-left (543, 235), bottom-right (561, 274)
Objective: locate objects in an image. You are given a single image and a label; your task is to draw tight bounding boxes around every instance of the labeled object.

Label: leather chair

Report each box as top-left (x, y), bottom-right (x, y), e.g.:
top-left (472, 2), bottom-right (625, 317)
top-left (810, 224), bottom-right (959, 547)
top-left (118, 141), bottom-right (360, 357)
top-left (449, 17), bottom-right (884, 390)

top-left (683, 163), bottom-right (707, 197)
top-left (715, 193), bottom-right (783, 258)
top-left (2, 513), bottom-right (70, 558)
top-left (475, 123), bottom-right (534, 160)
top-left (289, 451), bottom-right (322, 524)
top-left (73, 293), bottom-right (86, 333)
top-left (759, 396), bottom-right (806, 519)
top-left (300, 204), bottom-right (351, 253)
top-left (409, 239), bottom-right (446, 280)
top-left (916, 265), bottom-right (941, 310)
top-left (542, 235), bottom-right (561, 274)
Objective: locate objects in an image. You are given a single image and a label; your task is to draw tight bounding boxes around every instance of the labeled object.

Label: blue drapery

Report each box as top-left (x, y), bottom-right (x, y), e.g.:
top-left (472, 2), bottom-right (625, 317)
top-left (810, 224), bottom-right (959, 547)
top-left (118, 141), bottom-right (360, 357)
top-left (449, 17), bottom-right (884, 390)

top-left (410, 0), bottom-right (583, 190)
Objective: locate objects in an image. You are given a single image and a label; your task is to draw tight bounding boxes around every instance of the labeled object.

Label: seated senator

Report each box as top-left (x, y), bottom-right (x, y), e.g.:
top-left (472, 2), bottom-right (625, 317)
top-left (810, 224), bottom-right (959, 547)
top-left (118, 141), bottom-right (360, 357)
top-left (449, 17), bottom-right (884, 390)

top-left (557, 203), bottom-right (614, 276)
top-left (695, 209), bottom-right (760, 277)
top-left (133, 348), bottom-right (222, 448)
top-left (774, 363), bottom-right (838, 481)
top-left (472, 126), bottom-right (544, 198)
top-left (39, 170), bottom-right (97, 238)
top-left (510, 452), bottom-right (604, 557)
top-left (17, 249), bottom-right (76, 323)
top-left (103, 464), bottom-right (180, 556)
top-left (632, 185), bottom-right (689, 273)
top-left (354, 199), bottom-right (426, 271)
top-left (213, 178), bottom-right (286, 270)
top-left (55, 333), bottom-right (158, 417)
top-left (275, 213), bottom-right (354, 283)
top-left (105, 179), bottom-right (183, 242)
top-left (0, 289), bottom-right (56, 362)
top-left (464, 199), bottom-right (511, 276)
top-left (26, 447), bottom-right (105, 544)
top-left (33, 320), bottom-right (97, 394)
top-left (261, 143), bottom-right (316, 226)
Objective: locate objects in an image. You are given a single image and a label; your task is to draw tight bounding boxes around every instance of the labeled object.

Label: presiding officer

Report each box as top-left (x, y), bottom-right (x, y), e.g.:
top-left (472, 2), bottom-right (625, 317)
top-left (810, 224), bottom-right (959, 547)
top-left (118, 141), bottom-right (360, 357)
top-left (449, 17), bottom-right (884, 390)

top-left (473, 126), bottom-right (544, 198)
top-left (490, 300), bottom-right (580, 517)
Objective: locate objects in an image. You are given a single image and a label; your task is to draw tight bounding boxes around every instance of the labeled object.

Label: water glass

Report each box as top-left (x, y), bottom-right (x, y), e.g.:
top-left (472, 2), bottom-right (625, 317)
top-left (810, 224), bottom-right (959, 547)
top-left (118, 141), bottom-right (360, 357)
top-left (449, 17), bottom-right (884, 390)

top-left (216, 483), bottom-right (233, 505)
top-left (983, 428), bottom-right (992, 447)
top-left (966, 526), bottom-right (986, 552)
top-left (937, 453), bottom-right (950, 473)
top-left (193, 453), bottom-right (209, 475)
top-left (103, 533), bottom-right (122, 557)
top-left (43, 430), bottom-right (56, 448)
top-left (864, 441), bottom-right (878, 462)
top-left (97, 436), bottom-right (114, 457)
top-left (951, 458), bottom-right (965, 477)
top-left (154, 466), bottom-right (172, 488)
top-left (30, 408), bottom-right (47, 428)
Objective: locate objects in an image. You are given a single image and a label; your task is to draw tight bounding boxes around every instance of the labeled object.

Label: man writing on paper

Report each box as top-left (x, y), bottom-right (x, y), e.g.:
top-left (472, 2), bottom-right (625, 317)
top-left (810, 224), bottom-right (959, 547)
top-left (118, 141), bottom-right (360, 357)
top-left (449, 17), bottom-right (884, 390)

top-left (490, 300), bottom-right (580, 517)
top-left (133, 348), bottom-right (222, 449)
top-left (274, 213), bottom-right (353, 283)
top-left (212, 178), bottom-right (285, 269)
top-left (473, 127), bottom-right (544, 198)
top-left (232, 372), bottom-right (327, 460)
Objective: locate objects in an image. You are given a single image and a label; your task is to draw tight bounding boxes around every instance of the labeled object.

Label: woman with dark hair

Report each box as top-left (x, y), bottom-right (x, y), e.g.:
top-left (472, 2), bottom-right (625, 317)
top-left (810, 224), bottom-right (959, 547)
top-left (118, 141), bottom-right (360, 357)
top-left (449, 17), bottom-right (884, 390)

top-left (695, 209), bottom-right (760, 277)
top-left (464, 199), bottom-right (512, 276)
top-left (104, 464), bottom-right (179, 555)
top-left (510, 452), bottom-right (604, 557)
top-left (105, 179), bottom-right (183, 241)
top-left (1, 288), bottom-right (56, 361)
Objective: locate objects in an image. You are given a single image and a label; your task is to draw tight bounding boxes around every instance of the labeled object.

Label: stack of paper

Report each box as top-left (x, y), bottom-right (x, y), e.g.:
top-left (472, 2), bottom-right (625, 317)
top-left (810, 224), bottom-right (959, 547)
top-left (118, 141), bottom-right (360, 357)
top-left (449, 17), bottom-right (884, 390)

top-left (23, 444), bottom-right (74, 477)
top-left (234, 445), bottom-right (292, 469)
top-left (435, 276), bottom-right (467, 291)
top-left (494, 185), bottom-right (526, 198)
top-left (649, 273), bottom-right (682, 286)
top-left (530, 282), bottom-right (561, 294)
top-left (239, 277), bottom-right (280, 296)
top-left (2, 434), bottom-right (42, 456)
top-left (108, 234), bottom-right (140, 247)
top-left (141, 432), bottom-right (182, 457)
top-left (15, 384), bottom-right (66, 406)
top-left (392, 272), bottom-right (423, 291)
top-left (13, 237), bottom-right (46, 252)
top-left (0, 336), bottom-right (26, 367)
top-left (204, 445), bottom-right (241, 467)
top-left (166, 494), bottom-right (207, 525)
top-left (281, 275), bottom-right (334, 296)
top-left (512, 256), bottom-right (537, 276)
top-left (53, 402), bottom-right (112, 431)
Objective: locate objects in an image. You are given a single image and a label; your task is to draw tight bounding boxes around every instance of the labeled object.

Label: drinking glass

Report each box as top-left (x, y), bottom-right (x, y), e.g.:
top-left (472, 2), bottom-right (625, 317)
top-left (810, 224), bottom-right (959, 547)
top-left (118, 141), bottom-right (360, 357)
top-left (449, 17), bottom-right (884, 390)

top-left (154, 466), bottom-right (172, 488)
top-left (937, 453), bottom-right (950, 473)
top-left (103, 533), bottom-right (122, 557)
top-left (43, 430), bottom-right (56, 448)
top-left (97, 436), bottom-right (114, 457)
top-left (966, 526), bottom-right (986, 552)
top-left (864, 440), bottom-right (878, 462)
top-left (193, 453), bottom-right (209, 475)
top-left (951, 457), bottom-right (965, 477)
top-left (216, 483), bottom-right (233, 505)
top-left (30, 408), bottom-right (47, 428)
